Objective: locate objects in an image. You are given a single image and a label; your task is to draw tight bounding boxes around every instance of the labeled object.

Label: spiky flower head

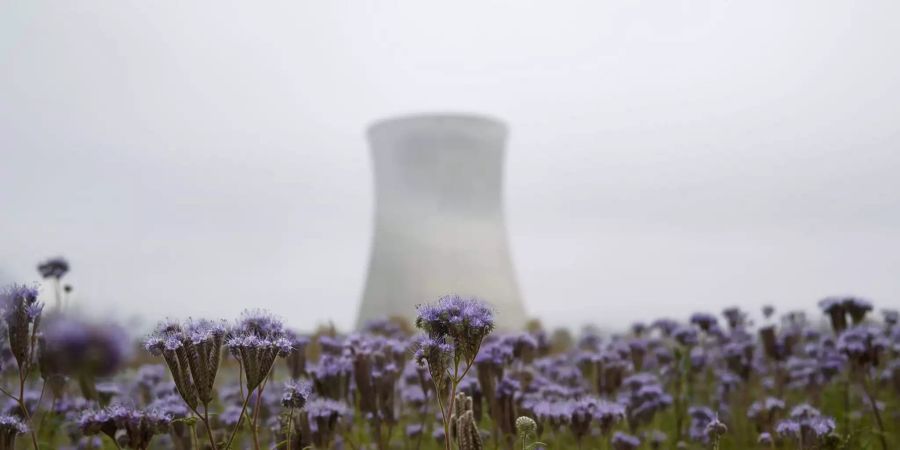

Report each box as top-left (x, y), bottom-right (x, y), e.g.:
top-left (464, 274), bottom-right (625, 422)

top-left (80, 406), bottom-right (170, 449)
top-left (145, 318), bottom-right (227, 408)
top-left (282, 379), bottom-right (312, 409)
top-left (838, 325), bottom-right (888, 370)
top-left (415, 295), bottom-right (494, 364)
top-left (0, 414), bottom-right (28, 447)
top-left (413, 335), bottom-right (453, 390)
top-left (226, 310), bottom-right (291, 392)
top-left (1, 284), bottom-right (44, 370)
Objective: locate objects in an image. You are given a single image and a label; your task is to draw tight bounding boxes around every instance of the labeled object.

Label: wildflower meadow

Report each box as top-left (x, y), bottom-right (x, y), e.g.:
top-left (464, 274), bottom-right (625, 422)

top-left (0, 258), bottom-right (897, 449)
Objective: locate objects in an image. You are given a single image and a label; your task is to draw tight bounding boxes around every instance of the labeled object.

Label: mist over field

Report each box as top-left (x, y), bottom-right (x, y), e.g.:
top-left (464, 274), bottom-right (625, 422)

top-left (3, 1), bottom-right (900, 331)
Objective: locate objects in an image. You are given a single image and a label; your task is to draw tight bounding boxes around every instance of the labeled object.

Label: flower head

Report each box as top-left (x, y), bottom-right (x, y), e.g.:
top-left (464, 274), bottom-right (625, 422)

top-left (40, 317), bottom-right (132, 378)
top-left (611, 431), bottom-right (641, 450)
top-left (415, 295), bottom-right (494, 364)
top-left (282, 379), bottom-right (312, 409)
top-left (37, 257), bottom-right (69, 279)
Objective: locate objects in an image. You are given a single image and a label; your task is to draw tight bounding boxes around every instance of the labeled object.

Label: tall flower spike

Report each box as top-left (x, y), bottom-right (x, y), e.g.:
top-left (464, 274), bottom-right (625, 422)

top-left (1, 284), bottom-right (43, 370)
top-left (415, 295), bottom-right (494, 364)
top-left (226, 310), bottom-right (291, 392)
top-left (184, 319), bottom-right (227, 405)
top-left (145, 320), bottom-right (199, 409)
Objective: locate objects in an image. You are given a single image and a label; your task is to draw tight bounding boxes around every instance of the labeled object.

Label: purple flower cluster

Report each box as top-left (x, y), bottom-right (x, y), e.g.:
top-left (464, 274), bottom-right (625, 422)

top-left (416, 295), bottom-right (495, 364)
top-left (79, 405), bottom-right (170, 449)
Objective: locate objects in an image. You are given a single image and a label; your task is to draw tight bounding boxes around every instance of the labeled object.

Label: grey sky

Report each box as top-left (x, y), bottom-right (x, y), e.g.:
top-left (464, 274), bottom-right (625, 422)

top-left (2, 1), bottom-right (899, 331)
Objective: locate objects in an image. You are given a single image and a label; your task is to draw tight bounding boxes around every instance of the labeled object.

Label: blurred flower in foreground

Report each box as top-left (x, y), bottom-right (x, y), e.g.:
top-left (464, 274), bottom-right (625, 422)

top-left (41, 316), bottom-right (132, 380)
top-left (37, 257), bottom-right (69, 280)
top-left (0, 414), bottom-right (28, 449)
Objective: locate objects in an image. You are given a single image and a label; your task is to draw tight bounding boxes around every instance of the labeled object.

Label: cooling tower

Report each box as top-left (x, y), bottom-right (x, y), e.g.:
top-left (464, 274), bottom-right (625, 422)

top-left (356, 113), bottom-right (527, 330)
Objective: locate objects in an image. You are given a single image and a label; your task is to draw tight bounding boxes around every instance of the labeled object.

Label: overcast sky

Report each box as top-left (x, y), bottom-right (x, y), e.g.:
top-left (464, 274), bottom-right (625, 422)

top-left (2, 1), bottom-right (899, 331)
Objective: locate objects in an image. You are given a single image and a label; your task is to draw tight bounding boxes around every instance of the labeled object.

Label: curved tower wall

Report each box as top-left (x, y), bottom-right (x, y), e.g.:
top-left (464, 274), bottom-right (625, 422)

top-left (356, 113), bottom-right (527, 330)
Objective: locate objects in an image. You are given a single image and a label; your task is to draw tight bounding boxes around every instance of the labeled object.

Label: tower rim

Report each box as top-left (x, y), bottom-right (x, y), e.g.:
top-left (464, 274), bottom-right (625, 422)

top-left (367, 112), bottom-right (508, 141)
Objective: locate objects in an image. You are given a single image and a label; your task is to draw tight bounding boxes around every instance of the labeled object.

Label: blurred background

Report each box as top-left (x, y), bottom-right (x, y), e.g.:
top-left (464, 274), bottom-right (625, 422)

top-left (2, 1), bottom-right (899, 331)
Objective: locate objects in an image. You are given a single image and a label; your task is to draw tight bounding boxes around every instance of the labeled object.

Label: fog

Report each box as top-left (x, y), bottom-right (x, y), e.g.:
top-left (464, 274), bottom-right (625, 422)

top-left (2, 1), bottom-right (899, 331)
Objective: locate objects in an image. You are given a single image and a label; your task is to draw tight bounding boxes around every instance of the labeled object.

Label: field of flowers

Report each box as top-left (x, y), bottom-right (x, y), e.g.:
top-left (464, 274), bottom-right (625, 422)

top-left (0, 258), bottom-right (897, 449)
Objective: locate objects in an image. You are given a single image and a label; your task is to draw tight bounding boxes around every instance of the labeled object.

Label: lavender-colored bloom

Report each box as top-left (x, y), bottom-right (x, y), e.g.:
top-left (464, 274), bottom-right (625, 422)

top-left (225, 310), bottom-right (291, 392)
top-left (80, 405), bottom-right (171, 449)
top-left (0, 414), bottom-right (28, 446)
top-left (690, 312), bottom-right (718, 332)
top-left (843, 297), bottom-right (873, 324)
top-left (672, 326), bottom-right (698, 347)
top-left (747, 397), bottom-right (785, 429)
top-left (775, 419), bottom-right (801, 438)
top-left (758, 431), bottom-right (773, 445)
top-left (651, 318), bottom-right (679, 336)
top-left (593, 401), bottom-right (626, 434)
top-left (234, 309), bottom-right (286, 338)
top-left (40, 317), bottom-right (132, 378)
top-left (37, 257), bottom-right (69, 279)
top-left (309, 354), bottom-right (352, 400)
top-left (415, 295), bottom-right (494, 364)
top-left (145, 318), bottom-right (227, 409)
top-left (405, 423), bottom-right (423, 438)
top-left (413, 335), bottom-right (453, 390)
top-left (838, 325), bottom-right (887, 369)
top-left (619, 373), bottom-right (672, 427)
top-left (688, 406), bottom-right (716, 443)
top-left (1, 284), bottom-right (43, 369)
top-left (722, 307), bottom-right (747, 329)
top-left (776, 405), bottom-right (836, 446)
top-left (226, 333), bottom-right (292, 391)
top-left (300, 397), bottom-right (351, 448)
top-left (282, 379), bottom-right (312, 409)
top-left (611, 431), bottom-right (641, 450)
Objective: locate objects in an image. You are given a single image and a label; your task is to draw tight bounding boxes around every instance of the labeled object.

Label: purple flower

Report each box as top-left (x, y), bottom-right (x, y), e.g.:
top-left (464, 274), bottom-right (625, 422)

top-left (234, 309), bottom-right (285, 338)
top-left (673, 325), bottom-right (698, 347)
top-left (415, 295), bottom-right (494, 364)
top-left (611, 431), bottom-right (641, 450)
top-left (300, 397), bottom-right (351, 448)
top-left (838, 325), bottom-right (887, 369)
top-left (226, 310), bottom-right (291, 392)
top-left (40, 317), bottom-right (132, 378)
top-left (413, 335), bottom-right (453, 389)
top-left (651, 318), bottom-right (679, 336)
top-left (405, 423), bottom-right (423, 437)
top-left (690, 313), bottom-right (718, 332)
top-left (1, 284), bottom-right (43, 369)
top-left (593, 401), bottom-right (626, 434)
top-left (0, 414), bottom-right (28, 440)
top-left (282, 379), bottom-right (312, 409)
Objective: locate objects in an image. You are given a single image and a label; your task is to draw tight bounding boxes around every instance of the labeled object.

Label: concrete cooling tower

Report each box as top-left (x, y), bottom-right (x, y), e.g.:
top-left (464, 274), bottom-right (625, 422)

top-left (356, 113), bottom-right (527, 330)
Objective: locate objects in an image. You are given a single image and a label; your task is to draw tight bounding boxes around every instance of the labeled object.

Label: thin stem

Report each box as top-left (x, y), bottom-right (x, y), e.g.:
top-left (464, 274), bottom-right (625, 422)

top-left (17, 361), bottom-right (39, 450)
top-left (862, 374), bottom-right (888, 450)
top-left (189, 419), bottom-right (199, 450)
top-left (285, 407), bottom-right (294, 449)
top-left (224, 388), bottom-right (255, 449)
top-left (203, 405), bottom-right (219, 450)
top-left (251, 387), bottom-right (263, 450)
